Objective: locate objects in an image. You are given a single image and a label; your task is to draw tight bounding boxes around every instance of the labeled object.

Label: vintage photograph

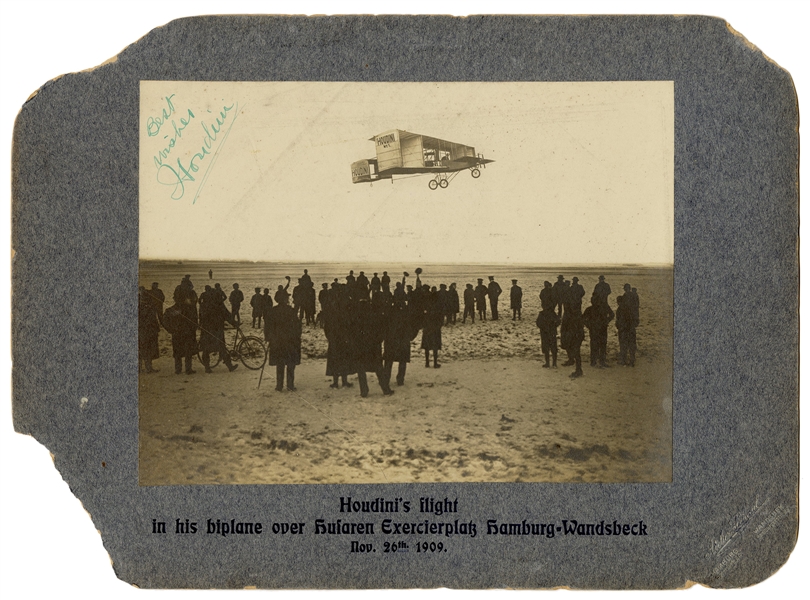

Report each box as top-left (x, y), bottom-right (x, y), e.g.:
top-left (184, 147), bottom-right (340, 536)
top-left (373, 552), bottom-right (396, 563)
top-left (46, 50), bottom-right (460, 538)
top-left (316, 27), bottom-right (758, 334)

top-left (138, 81), bottom-right (674, 485)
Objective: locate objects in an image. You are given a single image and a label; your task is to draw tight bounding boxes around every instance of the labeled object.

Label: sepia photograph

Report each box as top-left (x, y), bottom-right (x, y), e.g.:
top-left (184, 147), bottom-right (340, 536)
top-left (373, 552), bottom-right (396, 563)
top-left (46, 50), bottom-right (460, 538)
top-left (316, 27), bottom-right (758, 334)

top-left (138, 81), bottom-right (674, 485)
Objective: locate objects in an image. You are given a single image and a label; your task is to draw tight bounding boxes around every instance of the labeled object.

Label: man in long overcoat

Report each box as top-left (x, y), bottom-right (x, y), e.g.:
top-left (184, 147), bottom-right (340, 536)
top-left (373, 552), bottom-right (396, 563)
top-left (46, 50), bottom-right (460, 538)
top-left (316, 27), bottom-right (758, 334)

top-left (264, 294), bottom-right (301, 391)
top-left (474, 278), bottom-right (488, 321)
top-left (582, 294), bottom-right (615, 368)
top-left (350, 296), bottom-right (393, 397)
top-left (510, 279), bottom-right (523, 321)
top-left (487, 276), bottom-right (502, 320)
top-left (384, 301), bottom-right (418, 386)
top-left (138, 287), bottom-right (161, 373)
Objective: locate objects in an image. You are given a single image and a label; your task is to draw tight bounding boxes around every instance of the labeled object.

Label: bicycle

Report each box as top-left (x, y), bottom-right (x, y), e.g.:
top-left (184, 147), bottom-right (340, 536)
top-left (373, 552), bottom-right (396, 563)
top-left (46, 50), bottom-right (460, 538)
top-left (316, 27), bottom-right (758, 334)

top-left (197, 325), bottom-right (267, 370)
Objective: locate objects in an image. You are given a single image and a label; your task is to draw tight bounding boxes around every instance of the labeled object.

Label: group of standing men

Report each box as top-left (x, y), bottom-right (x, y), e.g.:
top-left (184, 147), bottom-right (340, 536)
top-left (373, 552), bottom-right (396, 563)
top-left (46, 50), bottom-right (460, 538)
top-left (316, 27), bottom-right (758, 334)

top-left (139, 268), bottom-right (641, 392)
top-left (535, 274), bottom-right (640, 378)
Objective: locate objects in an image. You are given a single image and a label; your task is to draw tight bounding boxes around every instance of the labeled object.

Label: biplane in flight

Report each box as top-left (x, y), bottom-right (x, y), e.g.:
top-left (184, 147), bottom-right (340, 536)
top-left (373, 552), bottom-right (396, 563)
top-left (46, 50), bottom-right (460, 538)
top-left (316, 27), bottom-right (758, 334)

top-left (351, 129), bottom-right (494, 190)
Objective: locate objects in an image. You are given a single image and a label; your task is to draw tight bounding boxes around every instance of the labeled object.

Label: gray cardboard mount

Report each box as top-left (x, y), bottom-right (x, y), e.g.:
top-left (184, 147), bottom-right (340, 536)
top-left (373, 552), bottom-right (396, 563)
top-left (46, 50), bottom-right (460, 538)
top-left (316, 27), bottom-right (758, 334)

top-left (10, 15), bottom-right (798, 589)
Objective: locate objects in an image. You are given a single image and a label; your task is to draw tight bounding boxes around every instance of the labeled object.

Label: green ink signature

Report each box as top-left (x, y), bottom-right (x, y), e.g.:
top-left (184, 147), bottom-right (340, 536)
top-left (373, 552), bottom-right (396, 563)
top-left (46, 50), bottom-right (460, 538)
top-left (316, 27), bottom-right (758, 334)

top-left (146, 95), bottom-right (177, 137)
top-left (154, 102), bottom-right (239, 203)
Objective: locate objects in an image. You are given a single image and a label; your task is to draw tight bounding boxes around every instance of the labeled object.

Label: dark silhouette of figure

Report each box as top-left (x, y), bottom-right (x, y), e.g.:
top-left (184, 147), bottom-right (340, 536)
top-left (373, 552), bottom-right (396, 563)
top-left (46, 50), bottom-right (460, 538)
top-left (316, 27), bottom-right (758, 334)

top-left (214, 282), bottom-right (227, 302)
top-left (300, 269), bottom-right (312, 288)
top-left (552, 275), bottom-right (567, 316)
top-left (229, 283), bottom-right (244, 325)
top-left (475, 278), bottom-right (488, 321)
top-left (487, 276), bottom-right (502, 320)
top-left (593, 275), bottom-right (612, 307)
top-left (622, 283), bottom-right (640, 325)
top-left (569, 277), bottom-right (585, 312)
top-left (536, 307), bottom-right (560, 368)
top-left (304, 283), bottom-right (317, 326)
top-left (250, 287), bottom-right (263, 328)
top-left (583, 294), bottom-right (615, 368)
top-left (437, 284), bottom-right (451, 326)
top-left (448, 282), bottom-right (459, 324)
top-left (317, 282), bottom-right (330, 328)
top-left (370, 273), bottom-right (381, 293)
top-left (615, 295), bottom-right (637, 366)
top-left (208, 269), bottom-right (213, 280)
top-left (356, 271), bottom-right (370, 300)
top-left (346, 270), bottom-right (356, 289)
top-left (199, 293), bottom-right (238, 373)
top-left (381, 271), bottom-right (391, 294)
top-left (163, 280), bottom-right (198, 375)
top-left (138, 287), bottom-right (160, 373)
top-left (274, 276), bottom-right (291, 304)
top-left (510, 279), bottom-right (522, 320)
top-left (567, 311), bottom-right (585, 378)
top-left (292, 278), bottom-right (305, 321)
top-left (539, 280), bottom-right (555, 311)
top-left (261, 288), bottom-right (273, 328)
top-left (324, 284), bottom-right (354, 388)
top-left (463, 283), bottom-right (476, 323)
top-left (384, 301), bottom-right (418, 386)
top-left (350, 297), bottom-right (392, 397)
top-left (421, 289), bottom-right (443, 368)
top-left (264, 294), bottom-right (301, 391)
top-left (146, 282), bottom-right (165, 325)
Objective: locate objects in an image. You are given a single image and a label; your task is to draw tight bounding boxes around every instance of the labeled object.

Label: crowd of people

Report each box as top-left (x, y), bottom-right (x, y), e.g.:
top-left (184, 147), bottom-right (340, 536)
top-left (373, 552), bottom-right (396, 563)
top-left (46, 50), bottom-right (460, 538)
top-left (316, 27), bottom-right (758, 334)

top-left (137, 267), bottom-right (641, 390)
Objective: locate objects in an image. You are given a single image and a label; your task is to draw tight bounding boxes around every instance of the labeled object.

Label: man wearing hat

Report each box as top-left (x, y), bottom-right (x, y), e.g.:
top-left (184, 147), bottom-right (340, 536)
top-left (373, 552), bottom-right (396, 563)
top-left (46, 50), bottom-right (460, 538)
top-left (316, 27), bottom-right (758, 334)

top-left (462, 283), bottom-right (476, 323)
top-left (488, 276), bottom-right (502, 320)
top-left (474, 278), bottom-right (489, 321)
top-left (510, 279), bottom-right (523, 320)
top-left (593, 275), bottom-right (612, 307)
top-left (569, 277), bottom-right (585, 312)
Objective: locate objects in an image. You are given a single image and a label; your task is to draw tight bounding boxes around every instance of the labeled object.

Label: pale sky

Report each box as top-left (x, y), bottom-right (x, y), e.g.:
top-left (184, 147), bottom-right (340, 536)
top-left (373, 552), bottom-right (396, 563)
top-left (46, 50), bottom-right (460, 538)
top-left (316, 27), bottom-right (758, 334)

top-left (140, 81), bottom-right (673, 264)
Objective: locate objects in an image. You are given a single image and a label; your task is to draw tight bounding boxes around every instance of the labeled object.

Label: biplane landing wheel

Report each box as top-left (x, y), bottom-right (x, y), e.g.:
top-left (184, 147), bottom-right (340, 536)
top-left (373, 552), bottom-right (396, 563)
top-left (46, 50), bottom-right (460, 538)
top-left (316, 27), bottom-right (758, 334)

top-left (428, 179), bottom-right (439, 190)
top-left (471, 168), bottom-right (481, 178)
top-left (439, 179), bottom-right (449, 189)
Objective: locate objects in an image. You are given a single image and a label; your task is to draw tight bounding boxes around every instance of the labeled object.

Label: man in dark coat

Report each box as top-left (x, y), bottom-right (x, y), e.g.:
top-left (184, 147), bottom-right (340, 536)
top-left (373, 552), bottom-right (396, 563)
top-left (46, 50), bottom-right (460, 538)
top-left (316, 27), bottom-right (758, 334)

top-left (582, 294), bottom-right (615, 368)
top-left (356, 271), bottom-right (370, 300)
top-left (370, 273), bottom-right (381, 294)
top-left (383, 302), bottom-right (418, 386)
top-left (593, 275), bottom-right (612, 307)
top-left (437, 284), bottom-right (451, 326)
top-left (510, 279), bottom-right (523, 321)
top-left (462, 283), bottom-right (476, 323)
top-left (324, 284), bottom-right (355, 388)
top-left (448, 282), bottom-right (460, 325)
top-left (536, 307), bottom-right (560, 368)
top-left (381, 271), bottom-right (391, 294)
top-left (146, 282), bottom-right (165, 325)
top-left (567, 311), bottom-right (585, 378)
top-left (292, 279), bottom-right (305, 321)
top-left (539, 280), bottom-right (555, 311)
top-left (474, 278), bottom-right (488, 321)
top-left (569, 277), bottom-right (585, 312)
top-left (350, 296), bottom-right (393, 397)
top-left (615, 295), bottom-right (637, 366)
top-left (552, 275), bottom-right (567, 316)
top-left (421, 289), bottom-right (443, 368)
top-left (229, 283), bottom-right (244, 325)
top-left (162, 288), bottom-right (198, 375)
top-left (138, 287), bottom-right (161, 373)
top-left (304, 284), bottom-right (317, 326)
top-left (261, 288), bottom-right (273, 326)
top-left (199, 294), bottom-right (238, 373)
top-left (214, 282), bottom-right (227, 302)
top-left (250, 287), bottom-right (263, 328)
top-left (264, 294), bottom-right (301, 391)
top-left (487, 276), bottom-right (502, 320)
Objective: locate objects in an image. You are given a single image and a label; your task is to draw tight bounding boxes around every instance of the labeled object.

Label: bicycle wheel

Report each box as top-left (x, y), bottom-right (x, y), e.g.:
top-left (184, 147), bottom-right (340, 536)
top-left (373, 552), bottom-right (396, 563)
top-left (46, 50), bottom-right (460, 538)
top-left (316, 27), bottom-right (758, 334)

top-left (236, 336), bottom-right (267, 370)
top-left (197, 348), bottom-right (221, 369)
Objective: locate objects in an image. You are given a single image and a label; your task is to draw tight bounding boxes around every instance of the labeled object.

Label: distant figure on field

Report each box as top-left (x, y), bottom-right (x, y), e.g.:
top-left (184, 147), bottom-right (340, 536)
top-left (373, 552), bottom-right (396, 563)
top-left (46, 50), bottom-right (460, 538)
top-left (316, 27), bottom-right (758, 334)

top-left (208, 269), bottom-right (213, 280)
top-left (229, 283), bottom-right (244, 325)
top-left (475, 278), bottom-right (488, 321)
top-left (448, 282), bottom-right (459, 325)
top-left (488, 276), bottom-right (502, 320)
top-left (463, 283), bottom-right (476, 323)
top-left (250, 287), bottom-right (263, 328)
top-left (421, 290), bottom-right (444, 368)
top-left (510, 279), bottom-right (522, 320)
top-left (552, 275), bottom-right (567, 316)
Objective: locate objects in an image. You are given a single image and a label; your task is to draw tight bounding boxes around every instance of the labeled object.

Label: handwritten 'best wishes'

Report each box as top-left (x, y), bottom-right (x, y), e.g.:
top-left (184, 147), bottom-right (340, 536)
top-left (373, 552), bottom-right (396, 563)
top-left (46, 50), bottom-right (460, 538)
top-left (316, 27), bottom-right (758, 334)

top-left (147, 94), bottom-right (238, 203)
